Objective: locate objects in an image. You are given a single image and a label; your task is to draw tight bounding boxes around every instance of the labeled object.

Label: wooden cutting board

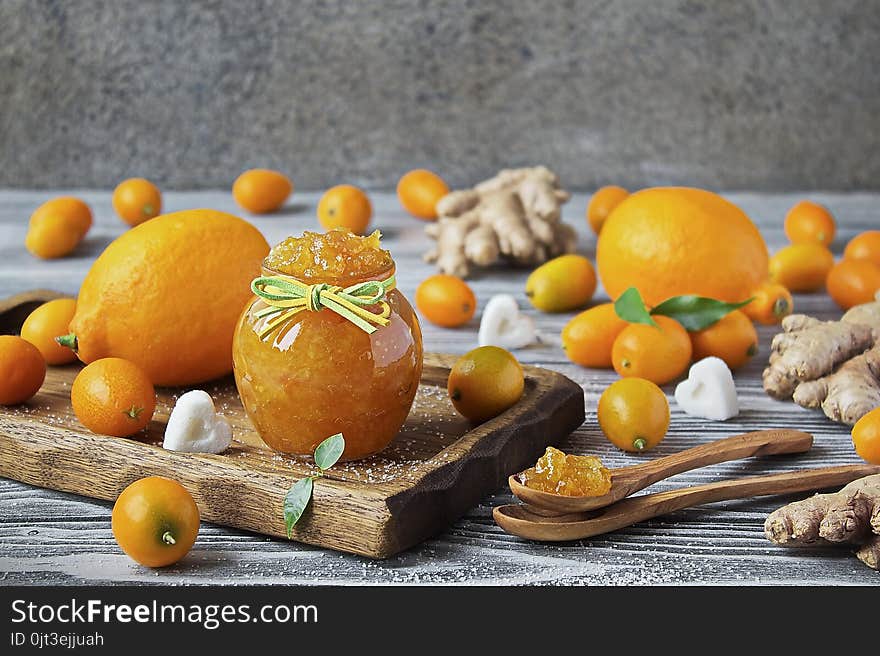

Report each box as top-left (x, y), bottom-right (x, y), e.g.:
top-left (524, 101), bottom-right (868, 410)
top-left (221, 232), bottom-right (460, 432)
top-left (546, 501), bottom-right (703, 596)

top-left (0, 291), bottom-right (585, 558)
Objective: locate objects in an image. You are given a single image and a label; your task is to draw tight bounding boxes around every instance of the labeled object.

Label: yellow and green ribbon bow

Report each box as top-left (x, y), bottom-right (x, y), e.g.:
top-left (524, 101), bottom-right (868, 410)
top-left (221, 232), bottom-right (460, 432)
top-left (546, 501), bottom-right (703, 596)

top-left (251, 273), bottom-right (396, 339)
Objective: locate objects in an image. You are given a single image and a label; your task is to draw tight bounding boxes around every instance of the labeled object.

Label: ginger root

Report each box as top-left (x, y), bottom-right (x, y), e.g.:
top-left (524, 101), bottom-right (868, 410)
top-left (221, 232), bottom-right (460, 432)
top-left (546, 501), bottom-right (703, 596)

top-left (765, 474), bottom-right (880, 569)
top-left (763, 295), bottom-right (880, 424)
top-left (763, 315), bottom-right (875, 400)
top-left (424, 166), bottom-right (576, 278)
top-left (793, 346), bottom-right (880, 425)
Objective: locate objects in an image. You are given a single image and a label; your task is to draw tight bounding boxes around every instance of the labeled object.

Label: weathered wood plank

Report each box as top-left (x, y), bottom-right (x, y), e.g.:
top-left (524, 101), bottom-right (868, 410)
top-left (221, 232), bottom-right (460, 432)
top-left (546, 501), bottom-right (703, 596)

top-left (1, 189), bottom-right (879, 584)
top-left (0, 302), bottom-right (585, 559)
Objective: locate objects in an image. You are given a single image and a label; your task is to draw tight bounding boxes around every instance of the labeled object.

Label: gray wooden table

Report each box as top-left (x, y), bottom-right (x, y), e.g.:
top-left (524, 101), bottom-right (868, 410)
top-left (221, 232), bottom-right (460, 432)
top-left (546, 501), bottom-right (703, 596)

top-left (1, 189), bottom-right (878, 585)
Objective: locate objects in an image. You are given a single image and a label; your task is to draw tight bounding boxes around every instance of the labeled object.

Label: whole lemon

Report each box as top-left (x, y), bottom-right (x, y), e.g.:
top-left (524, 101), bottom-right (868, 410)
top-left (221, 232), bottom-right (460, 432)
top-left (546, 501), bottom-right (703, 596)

top-left (597, 187), bottom-right (768, 305)
top-left (63, 209), bottom-right (269, 385)
top-left (526, 254), bottom-right (597, 313)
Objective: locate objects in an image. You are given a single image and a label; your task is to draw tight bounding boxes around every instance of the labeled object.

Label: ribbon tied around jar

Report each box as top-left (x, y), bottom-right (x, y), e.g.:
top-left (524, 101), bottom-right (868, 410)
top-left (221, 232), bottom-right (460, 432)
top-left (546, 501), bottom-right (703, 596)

top-left (250, 273), bottom-right (397, 339)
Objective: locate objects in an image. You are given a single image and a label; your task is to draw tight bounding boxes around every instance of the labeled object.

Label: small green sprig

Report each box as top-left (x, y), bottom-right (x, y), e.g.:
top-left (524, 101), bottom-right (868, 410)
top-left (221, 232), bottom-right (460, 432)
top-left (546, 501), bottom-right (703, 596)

top-left (283, 433), bottom-right (345, 537)
top-left (614, 287), bottom-right (753, 331)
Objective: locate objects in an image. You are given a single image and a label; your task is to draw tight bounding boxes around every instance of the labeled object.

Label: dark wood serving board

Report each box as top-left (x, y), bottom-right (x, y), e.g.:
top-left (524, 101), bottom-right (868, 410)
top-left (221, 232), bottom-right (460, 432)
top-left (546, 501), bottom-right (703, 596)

top-left (0, 291), bottom-right (585, 558)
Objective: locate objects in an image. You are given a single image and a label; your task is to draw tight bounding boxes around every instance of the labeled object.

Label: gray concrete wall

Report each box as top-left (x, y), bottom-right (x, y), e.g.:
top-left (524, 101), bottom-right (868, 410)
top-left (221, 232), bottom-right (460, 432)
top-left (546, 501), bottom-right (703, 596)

top-left (1, 0), bottom-right (878, 191)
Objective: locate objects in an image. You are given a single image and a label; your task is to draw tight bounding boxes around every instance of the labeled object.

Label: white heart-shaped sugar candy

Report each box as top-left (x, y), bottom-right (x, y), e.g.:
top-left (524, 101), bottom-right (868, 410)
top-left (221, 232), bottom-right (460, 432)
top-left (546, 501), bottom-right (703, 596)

top-left (674, 356), bottom-right (740, 421)
top-left (478, 294), bottom-right (536, 349)
top-left (163, 390), bottom-right (233, 454)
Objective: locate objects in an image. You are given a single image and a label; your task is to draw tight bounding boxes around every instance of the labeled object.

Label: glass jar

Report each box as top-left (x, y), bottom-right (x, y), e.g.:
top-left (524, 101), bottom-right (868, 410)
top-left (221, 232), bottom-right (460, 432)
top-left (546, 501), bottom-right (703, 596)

top-left (232, 230), bottom-right (423, 461)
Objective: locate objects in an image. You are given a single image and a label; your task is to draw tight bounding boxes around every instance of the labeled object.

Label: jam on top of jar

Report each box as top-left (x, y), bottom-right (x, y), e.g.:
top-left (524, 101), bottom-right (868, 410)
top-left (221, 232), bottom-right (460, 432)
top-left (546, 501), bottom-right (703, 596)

top-left (263, 228), bottom-right (394, 283)
top-left (520, 446), bottom-right (612, 497)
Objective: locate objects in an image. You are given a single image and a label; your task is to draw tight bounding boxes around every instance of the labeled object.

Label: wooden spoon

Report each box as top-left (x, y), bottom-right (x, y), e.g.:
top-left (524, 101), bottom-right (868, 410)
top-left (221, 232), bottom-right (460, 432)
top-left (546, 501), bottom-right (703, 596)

top-left (510, 429), bottom-right (813, 513)
top-left (495, 463), bottom-right (880, 542)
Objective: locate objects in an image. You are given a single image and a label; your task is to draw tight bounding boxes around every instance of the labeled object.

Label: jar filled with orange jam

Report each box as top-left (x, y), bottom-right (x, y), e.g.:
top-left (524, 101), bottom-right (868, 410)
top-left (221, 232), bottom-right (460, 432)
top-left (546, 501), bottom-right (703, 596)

top-left (232, 229), bottom-right (423, 461)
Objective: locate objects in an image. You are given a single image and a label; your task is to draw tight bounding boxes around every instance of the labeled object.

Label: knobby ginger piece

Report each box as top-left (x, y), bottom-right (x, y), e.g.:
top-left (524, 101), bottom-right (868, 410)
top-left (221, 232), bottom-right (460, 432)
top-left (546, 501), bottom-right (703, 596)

top-left (762, 314), bottom-right (874, 399)
top-left (762, 296), bottom-right (880, 425)
top-left (792, 346), bottom-right (880, 425)
top-left (424, 166), bottom-right (576, 278)
top-left (841, 295), bottom-right (880, 340)
top-left (765, 474), bottom-right (880, 570)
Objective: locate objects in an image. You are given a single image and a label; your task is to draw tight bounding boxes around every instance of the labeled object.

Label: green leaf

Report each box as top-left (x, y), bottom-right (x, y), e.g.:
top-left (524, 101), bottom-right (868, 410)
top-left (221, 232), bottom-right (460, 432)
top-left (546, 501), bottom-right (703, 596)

top-left (650, 295), bottom-right (754, 331)
top-left (614, 287), bottom-right (657, 326)
top-left (283, 476), bottom-right (314, 538)
top-left (314, 433), bottom-right (345, 471)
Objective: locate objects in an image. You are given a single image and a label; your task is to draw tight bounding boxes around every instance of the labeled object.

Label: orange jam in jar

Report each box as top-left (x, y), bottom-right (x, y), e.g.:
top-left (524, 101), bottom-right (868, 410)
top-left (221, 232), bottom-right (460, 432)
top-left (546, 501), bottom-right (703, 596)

top-left (232, 229), bottom-right (423, 460)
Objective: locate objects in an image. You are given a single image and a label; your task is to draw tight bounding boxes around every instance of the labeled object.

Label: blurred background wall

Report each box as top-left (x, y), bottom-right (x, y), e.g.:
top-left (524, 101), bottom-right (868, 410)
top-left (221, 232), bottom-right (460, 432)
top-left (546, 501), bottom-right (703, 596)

top-left (1, 0), bottom-right (878, 191)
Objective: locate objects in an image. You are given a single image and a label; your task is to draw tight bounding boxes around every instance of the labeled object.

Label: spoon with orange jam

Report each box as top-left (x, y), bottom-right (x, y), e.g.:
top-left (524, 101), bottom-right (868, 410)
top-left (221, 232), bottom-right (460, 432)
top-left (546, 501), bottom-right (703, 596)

top-left (496, 463), bottom-right (880, 542)
top-left (509, 429), bottom-right (813, 514)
